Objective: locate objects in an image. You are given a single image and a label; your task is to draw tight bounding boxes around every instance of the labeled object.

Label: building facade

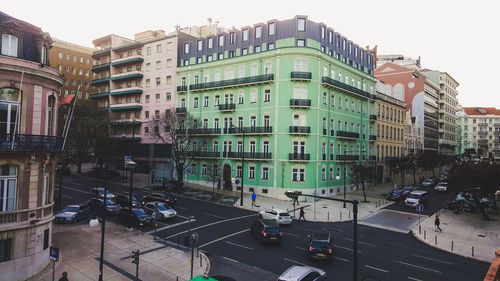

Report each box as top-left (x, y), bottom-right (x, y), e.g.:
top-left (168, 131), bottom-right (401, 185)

top-left (0, 12), bottom-right (63, 281)
top-left (462, 107), bottom-right (500, 159)
top-left (176, 16), bottom-right (377, 199)
top-left (456, 106), bottom-right (469, 155)
top-left (48, 39), bottom-right (95, 102)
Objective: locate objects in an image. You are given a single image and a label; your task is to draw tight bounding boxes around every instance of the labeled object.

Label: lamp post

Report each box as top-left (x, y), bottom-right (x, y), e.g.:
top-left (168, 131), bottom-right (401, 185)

top-left (230, 124), bottom-right (245, 206)
top-left (129, 118), bottom-right (137, 203)
top-left (89, 166), bottom-right (109, 281)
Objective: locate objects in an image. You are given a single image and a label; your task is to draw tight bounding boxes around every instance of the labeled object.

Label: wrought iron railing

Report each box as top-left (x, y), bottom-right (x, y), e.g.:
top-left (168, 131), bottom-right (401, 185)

top-left (291, 71), bottom-right (312, 80)
top-left (0, 134), bottom-right (63, 151)
top-left (321, 76), bottom-right (371, 99)
top-left (289, 126), bottom-right (311, 134)
top-left (290, 99), bottom-right (311, 107)
top-left (336, 131), bottom-right (360, 139)
top-left (289, 153), bottom-right (311, 161)
top-left (189, 74), bottom-right (274, 91)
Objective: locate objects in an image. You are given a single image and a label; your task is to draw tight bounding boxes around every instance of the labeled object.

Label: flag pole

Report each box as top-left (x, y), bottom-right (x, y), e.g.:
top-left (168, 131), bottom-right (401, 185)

top-left (62, 87), bottom-right (79, 151)
top-left (11, 71), bottom-right (24, 150)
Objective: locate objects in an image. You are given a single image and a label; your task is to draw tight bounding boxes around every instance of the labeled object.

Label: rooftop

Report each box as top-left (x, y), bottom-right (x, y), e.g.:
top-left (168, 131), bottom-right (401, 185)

top-left (463, 107), bottom-right (500, 116)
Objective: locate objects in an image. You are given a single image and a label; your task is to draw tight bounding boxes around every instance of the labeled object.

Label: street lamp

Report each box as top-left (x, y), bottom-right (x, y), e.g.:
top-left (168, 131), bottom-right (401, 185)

top-left (230, 124), bottom-right (245, 206)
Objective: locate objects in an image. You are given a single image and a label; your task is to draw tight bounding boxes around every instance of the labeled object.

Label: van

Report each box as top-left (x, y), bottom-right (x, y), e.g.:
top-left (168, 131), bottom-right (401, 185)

top-left (405, 190), bottom-right (429, 207)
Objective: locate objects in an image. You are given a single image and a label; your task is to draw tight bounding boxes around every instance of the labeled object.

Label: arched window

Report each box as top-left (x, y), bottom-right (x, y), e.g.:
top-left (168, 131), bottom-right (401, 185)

top-left (0, 164), bottom-right (18, 211)
top-left (0, 88), bottom-right (21, 137)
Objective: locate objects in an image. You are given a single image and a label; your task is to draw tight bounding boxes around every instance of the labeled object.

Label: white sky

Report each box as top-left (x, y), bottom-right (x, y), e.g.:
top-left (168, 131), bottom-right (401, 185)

top-left (3, 0), bottom-right (499, 108)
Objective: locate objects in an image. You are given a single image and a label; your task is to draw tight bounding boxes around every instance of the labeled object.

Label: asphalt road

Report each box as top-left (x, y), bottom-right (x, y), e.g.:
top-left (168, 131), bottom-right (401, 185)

top-left (383, 188), bottom-right (457, 216)
top-left (56, 175), bottom-right (490, 281)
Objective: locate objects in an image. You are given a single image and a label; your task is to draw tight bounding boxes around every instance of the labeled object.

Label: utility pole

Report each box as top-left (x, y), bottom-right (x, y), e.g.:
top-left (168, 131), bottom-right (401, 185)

top-left (129, 118), bottom-right (136, 203)
top-left (98, 172), bottom-right (107, 281)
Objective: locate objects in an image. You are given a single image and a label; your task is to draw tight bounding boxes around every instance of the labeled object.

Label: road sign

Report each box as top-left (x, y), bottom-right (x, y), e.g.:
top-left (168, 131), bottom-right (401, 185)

top-left (49, 246), bottom-right (59, 261)
top-left (187, 168), bottom-right (191, 173)
top-left (235, 179), bottom-right (240, 184)
top-left (416, 203), bottom-right (424, 213)
top-left (231, 178), bottom-right (235, 184)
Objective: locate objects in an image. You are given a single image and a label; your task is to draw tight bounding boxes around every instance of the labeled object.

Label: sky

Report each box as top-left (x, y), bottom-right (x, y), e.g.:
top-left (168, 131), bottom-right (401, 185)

top-left (3, 0), bottom-right (499, 108)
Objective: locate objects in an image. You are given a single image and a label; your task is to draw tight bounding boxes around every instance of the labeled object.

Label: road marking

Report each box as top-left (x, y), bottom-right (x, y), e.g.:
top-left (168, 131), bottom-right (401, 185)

top-left (283, 258), bottom-right (305, 266)
top-left (176, 206), bottom-right (188, 210)
top-left (223, 256), bottom-right (239, 263)
top-left (365, 265), bottom-right (389, 273)
top-left (283, 231), bottom-right (299, 237)
top-left (145, 220), bottom-right (194, 234)
top-left (226, 241), bottom-right (253, 250)
top-left (206, 213), bottom-right (226, 219)
top-left (62, 181), bottom-right (85, 186)
top-left (394, 260), bottom-right (442, 274)
top-left (166, 213), bottom-right (257, 239)
top-left (177, 215), bottom-right (190, 219)
top-left (333, 256), bottom-right (349, 262)
top-left (58, 186), bottom-right (88, 194)
top-left (295, 246), bottom-right (307, 251)
top-left (335, 245), bottom-right (362, 253)
top-left (198, 229), bottom-right (248, 248)
top-left (344, 238), bottom-right (376, 247)
top-left (62, 195), bottom-right (73, 199)
top-left (412, 254), bottom-right (453, 265)
top-left (407, 277), bottom-right (423, 281)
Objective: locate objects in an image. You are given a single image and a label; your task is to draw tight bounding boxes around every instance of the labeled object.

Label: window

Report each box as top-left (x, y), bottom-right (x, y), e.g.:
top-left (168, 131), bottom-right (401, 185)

top-left (166, 76), bottom-right (172, 84)
top-left (214, 95), bottom-right (220, 106)
top-left (255, 26), bottom-right (262, 38)
top-left (197, 40), bottom-right (203, 51)
top-left (229, 51), bottom-right (235, 58)
top-left (321, 26), bottom-right (326, 38)
top-left (297, 18), bottom-right (306, 31)
top-left (145, 95), bottom-right (150, 103)
top-left (322, 167), bottom-right (326, 181)
top-left (243, 29), bottom-right (249, 41)
top-left (207, 55), bottom-right (213, 62)
top-left (268, 23), bottom-right (275, 35)
top-left (264, 89), bottom-right (271, 102)
top-left (262, 167), bottom-right (269, 180)
top-left (297, 39), bottom-right (305, 47)
top-left (236, 165), bottom-right (242, 178)
top-left (250, 89), bottom-right (257, 104)
top-left (208, 37), bottom-right (213, 49)
top-left (218, 53), bottom-right (224, 60)
top-left (238, 93), bottom-right (244, 104)
top-left (323, 93), bottom-right (327, 105)
top-left (0, 164), bottom-right (17, 212)
top-left (203, 96), bottom-right (209, 107)
top-left (202, 164), bottom-right (207, 176)
top-left (268, 43), bottom-right (275, 50)
top-left (145, 79), bottom-right (150, 87)
top-left (156, 60), bottom-right (161, 69)
top-left (166, 92), bottom-right (171, 101)
top-left (242, 48), bottom-right (248, 55)
top-left (294, 59), bottom-right (308, 72)
top-left (249, 166), bottom-right (255, 179)
top-left (191, 164), bottom-right (196, 175)
top-left (155, 93), bottom-right (160, 102)
top-left (193, 97), bottom-right (199, 108)
top-left (0, 238), bottom-right (12, 262)
top-left (218, 35), bottom-right (224, 47)
top-left (40, 46), bottom-right (47, 64)
top-left (292, 167), bottom-right (305, 183)
top-left (255, 46), bottom-right (261, 53)
top-left (184, 43), bottom-right (190, 54)
top-left (156, 77), bottom-right (161, 86)
top-left (229, 33), bottom-right (235, 44)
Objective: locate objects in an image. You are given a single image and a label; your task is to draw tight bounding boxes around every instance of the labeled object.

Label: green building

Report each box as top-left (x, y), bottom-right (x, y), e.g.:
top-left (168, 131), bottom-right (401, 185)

top-left (175, 16), bottom-right (377, 199)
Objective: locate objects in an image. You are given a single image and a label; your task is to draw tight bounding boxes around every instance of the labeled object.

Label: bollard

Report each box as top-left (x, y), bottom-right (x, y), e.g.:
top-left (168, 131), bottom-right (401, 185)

top-left (435, 235), bottom-right (437, 246)
top-left (419, 225), bottom-right (421, 235)
top-left (177, 237), bottom-right (180, 248)
top-left (340, 210), bottom-right (342, 220)
top-left (472, 246), bottom-right (474, 256)
top-left (200, 254), bottom-right (203, 267)
top-left (327, 212), bottom-right (329, 221)
top-left (451, 241), bottom-right (454, 251)
top-left (424, 230), bottom-right (426, 240)
top-left (349, 210), bottom-right (351, 219)
top-left (197, 247), bottom-right (199, 257)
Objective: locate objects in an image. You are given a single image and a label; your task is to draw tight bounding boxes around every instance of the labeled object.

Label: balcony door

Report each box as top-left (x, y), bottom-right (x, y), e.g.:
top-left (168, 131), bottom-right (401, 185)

top-left (0, 88), bottom-right (21, 138)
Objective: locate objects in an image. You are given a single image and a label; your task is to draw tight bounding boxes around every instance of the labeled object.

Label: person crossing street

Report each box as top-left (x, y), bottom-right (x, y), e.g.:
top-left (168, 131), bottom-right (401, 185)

top-left (435, 214), bottom-right (442, 232)
top-left (298, 207), bottom-right (306, 222)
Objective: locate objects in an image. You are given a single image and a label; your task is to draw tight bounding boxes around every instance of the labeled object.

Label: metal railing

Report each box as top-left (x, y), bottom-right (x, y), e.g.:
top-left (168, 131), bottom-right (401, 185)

top-left (336, 131), bottom-right (360, 139)
top-left (370, 115), bottom-right (377, 121)
top-left (218, 103), bottom-right (236, 111)
top-left (224, 126), bottom-right (273, 134)
top-left (289, 126), bottom-right (311, 134)
top-left (321, 76), bottom-right (371, 99)
top-left (0, 134), bottom-right (63, 151)
top-left (189, 74), bottom-right (274, 91)
top-left (224, 151), bottom-right (272, 159)
top-left (290, 99), bottom-right (311, 107)
top-left (289, 153), bottom-right (310, 161)
top-left (176, 107), bottom-right (187, 114)
top-left (336, 155), bottom-right (360, 161)
top-left (369, 135), bottom-right (377, 141)
top-left (291, 71), bottom-right (312, 80)
top-left (176, 128), bottom-right (221, 135)
top-left (177, 85), bottom-right (188, 92)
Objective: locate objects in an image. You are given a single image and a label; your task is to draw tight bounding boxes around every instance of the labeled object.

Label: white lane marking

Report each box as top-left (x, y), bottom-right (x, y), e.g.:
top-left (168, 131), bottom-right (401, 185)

top-left (176, 206), bottom-right (188, 210)
top-left (283, 258), bottom-right (306, 266)
top-left (295, 246), bottom-right (307, 251)
top-left (62, 195), bottom-right (73, 199)
top-left (412, 254), bottom-right (453, 265)
top-left (407, 277), bottom-right (423, 281)
top-left (146, 220), bottom-right (194, 234)
top-left (223, 257), bottom-right (239, 263)
top-left (62, 181), bottom-right (85, 186)
top-left (334, 256), bottom-right (349, 262)
top-left (226, 241), bottom-right (253, 250)
top-left (166, 213), bottom-right (257, 239)
top-left (198, 229), bottom-right (248, 248)
top-left (394, 260), bottom-right (442, 274)
top-left (283, 231), bottom-right (299, 237)
top-left (365, 265), bottom-right (389, 273)
top-left (206, 213), bottom-right (226, 219)
top-left (344, 237), bottom-right (376, 247)
top-left (335, 245), bottom-right (362, 253)
top-left (58, 186), bottom-right (88, 194)
top-left (177, 215), bottom-right (190, 219)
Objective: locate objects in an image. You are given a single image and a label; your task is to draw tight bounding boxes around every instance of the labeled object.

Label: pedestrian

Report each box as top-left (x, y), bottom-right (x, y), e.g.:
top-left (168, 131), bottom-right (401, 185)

top-left (58, 272), bottom-right (68, 281)
top-left (251, 191), bottom-right (256, 208)
top-left (434, 215), bottom-right (442, 232)
top-left (299, 207), bottom-right (306, 222)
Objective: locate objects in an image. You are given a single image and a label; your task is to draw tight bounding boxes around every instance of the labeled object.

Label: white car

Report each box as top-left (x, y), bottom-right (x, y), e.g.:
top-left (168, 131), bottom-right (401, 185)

top-left (259, 208), bottom-right (292, 224)
top-left (435, 182), bottom-right (448, 192)
top-left (143, 202), bottom-right (177, 220)
top-left (278, 265), bottom-right (326, 281)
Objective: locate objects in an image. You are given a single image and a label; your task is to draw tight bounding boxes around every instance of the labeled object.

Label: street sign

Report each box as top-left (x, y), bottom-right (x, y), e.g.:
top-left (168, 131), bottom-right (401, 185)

top-left (187, 168), bottom-right (191, 173)
top-left (125, 155), bottom-right (132, 162)
top-left (416, 203), bottom-right (424, 213)
top-left (49, 246), bottom-right (59, 261)
top-left (231, 178), bottom-right (235, 184)
top-left (235, 179), bottom-right (240, 184)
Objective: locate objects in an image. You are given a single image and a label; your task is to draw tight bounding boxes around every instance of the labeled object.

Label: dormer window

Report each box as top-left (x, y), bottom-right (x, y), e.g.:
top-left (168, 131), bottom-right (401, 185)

top-left (1, 34), bottom-right (18, 57)
top-left (297, 18), bottom-right (306, 32)
top-left (40, 46), bottom-right (47, 64)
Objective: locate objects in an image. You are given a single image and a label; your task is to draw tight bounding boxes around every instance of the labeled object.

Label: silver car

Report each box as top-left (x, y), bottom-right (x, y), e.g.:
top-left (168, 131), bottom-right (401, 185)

top-left (278, 265), bottom-right (326, 281)
top-left (55, 203), bottom-right (90, 223)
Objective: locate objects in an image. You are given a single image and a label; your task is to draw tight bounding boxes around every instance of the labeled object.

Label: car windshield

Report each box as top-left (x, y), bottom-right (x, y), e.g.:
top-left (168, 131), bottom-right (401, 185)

top-left (63, 207), bottom-right (78, 212)
top-left (279, 212), bottom-right (290, 216)
top-left (403, 187), bottom-right (412, 191)
top-left (311, 241), bottom-right (330, 249)
top-left (407, 194), bottom-right (421, 199)
top-left (265, 226), bottom-right (280, 233)
top-left (393, 190), bottom-right (402, 194)
top-left (133, 209), bottom-right (146, 216)
top-left (156, 204), bottom-right (168, 211)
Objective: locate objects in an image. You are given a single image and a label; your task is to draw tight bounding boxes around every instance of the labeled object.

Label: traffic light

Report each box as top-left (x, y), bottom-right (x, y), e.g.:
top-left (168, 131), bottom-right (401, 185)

top-left (132, 249), bottom-right (140, 265)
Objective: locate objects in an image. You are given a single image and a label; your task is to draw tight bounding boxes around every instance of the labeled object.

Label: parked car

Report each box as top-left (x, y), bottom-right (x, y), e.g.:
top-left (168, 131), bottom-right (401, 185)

top-left (119, 207), bottom-right (152, 227)
top-left (112, 194), bottom-right (140, 208)
top-left (405, 190), bottom-right (429, 207)
top-left (142, 193), bottom-right (177, 206)
top-left (89, 187), bottom-right (114, 199)
top-left (259, 208), bottom-right (292, 224)
top-left (142, 201), bottom-right (177, 220)
top-left (307, 232), bottom-right (333, 261)
top-left (250, 218), bottom-right (282, 244)
top-left (54, 203), bottom-right (90, 224)
top-left (87, 168), bottom-right (120, 179)
top-left (420, 178), bottom-right (435, 188)
top-left (278, 265), bottom-right (326, 281)
top-left (401, 186), bottom-right (416, 197)
top-left (387, 189), bottom-right (404, 201)
top-left (153, 178), bottom-right (184, 192)
top-left (88, 198), bottom-right (121, 215)
top-left (435, 182), bottom-right (448, 192)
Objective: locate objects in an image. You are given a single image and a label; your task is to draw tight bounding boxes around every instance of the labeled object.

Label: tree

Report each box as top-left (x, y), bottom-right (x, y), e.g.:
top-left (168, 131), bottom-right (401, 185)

top-left (350, 162), bottom-right (375, 202)
top-left (394, 156), bottom-right (413, 188)
top-left (416, 150), bottom-right (438, 179)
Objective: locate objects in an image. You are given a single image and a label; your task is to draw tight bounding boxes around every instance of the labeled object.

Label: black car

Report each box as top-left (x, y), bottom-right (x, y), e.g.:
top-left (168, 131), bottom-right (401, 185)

top-left (142, 193), bottom-right (177, 206)
top-left (307, 232), bottom-right (333, 261)
top-left (119, 208), bottom-right (152, 227)
top-left (250, 218), bottom-right (282, 244)
top-left (112, 194), bottom-right (140, 208)
top-left (88, 198), bottom-right (121, 215)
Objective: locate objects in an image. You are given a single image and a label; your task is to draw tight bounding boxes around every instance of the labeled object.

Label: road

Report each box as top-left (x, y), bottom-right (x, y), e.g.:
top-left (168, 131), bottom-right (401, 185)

top-left (56, 174), bottom-right (490, 281)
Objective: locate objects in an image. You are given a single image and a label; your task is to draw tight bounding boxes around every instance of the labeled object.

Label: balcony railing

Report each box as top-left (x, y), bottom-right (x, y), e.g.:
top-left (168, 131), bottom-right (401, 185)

top-left (91, 62), bottom-right (110, 72)
top-left (494, 131), bottom-right (500, 136)
top-left (289, 126), bottom-right (311, 134)
top-left (370, 115), bottom-right (377, 121)
top-left (336, 155), bottom-right (360, 161)
top-left (224, 151), bottom-right (272, 160)
top-left (188, 74), bottom-right (274, 92)
top-left (290, 99), bottom-right (311, 107)
top-left (218, 103), bottom-right (236, 111)
top-left (225, 126), bottom-right (273, 135)
top-left (110, 86), bottom-right (143, 96)
top-left (494, 123), bottom-right (500, 127)
top-left (291, 71), bottom-right (312, 81)
top-left (0, 203), bottom-right (54, 229)
top-left (289, 153), bottom-right (310, 161)
top-left (91, 76), bottom-right (111, 86)
top-left (177, 85), bottom-right (188, 92)
top-left (176, 128), bottom-right (221, 135)
top-left (1, 134), bottom-right (63, 151)
top-left (109, 119), bottom-right (142, 126)
top-left (111, 55), bottom-right (144, 67)
top-left (369, 135), bottom-right (377, 141)
top-left (110, 71), bottom-right (143, 81)
top-left (321, 76), bottom-right (372, 99)
top-left (478, 139), bottom-right (488, 144)
top-left (478, 131), bottom-right (488, 135)
top-left (176, 107), bottom-right (187, 114)
top-left (478, 123), bottom-right (488, 127)
top-left (336, 130), bottom-right (360, 139)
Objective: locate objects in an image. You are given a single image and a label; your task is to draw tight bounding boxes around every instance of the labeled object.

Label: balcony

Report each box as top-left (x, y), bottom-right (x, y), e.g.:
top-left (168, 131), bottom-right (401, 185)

top-left (90, 92), bottom-right (111, 99)
top-left (92, 48), bottom-right (111, 59)
top-left (0, 203), bottom-right (54, 230)
top-left (224, 151), bottom-right (272, 160)
top-left (478, 123), bottom-right (488, 127)
top-left (0, 134), bottom-right (63, 151)
top-left (177, 85), bottom-right (188, 92)
top-left (289, 153), bottom-right (310, 161)
top-left (494, 139), bottom-right (500, 144)
top-left (494, 131), bottom-right (500, 136)
top-left (110, 86), bottom-right (143, 96)
top-left (321, 76), bottom-right (371, 99)
top-left (370, 115), bottom-right (377, 121)
top-left (176, 107), bottom-right (187, 114)
top-left (290, 99), bottom-right (311, 108)
top-left (369, 135), bottom-right (377, 141)
top-left (492, 147), bottom-right (500, 151)
top-left (495, 123), bottom-right (500, 127)
top-left (290, 71), bottom-right (312, 81)
top-left (478, 139), bottom-right (489, 144)
top-left (218, 103), bottom-right (236, 112)
top-left (176, 128), bottom-right (221, 135)
top-left (111, 55), bottom-right (144, 67)
top-left (336, 130), bottom-right (359, 139)
top-left (108, 102), bottom-right (142, 111)
top-left (110, 71), bottom-right (143, 82)
top-left (91, 62), bottom-right (110, 72)
top-left (289, 126), bottom-right (311, 135)
top-left (179, 151), bottom-right (221, 158)
top-left (226, 126), bottom-right (273, 135)
top-left (336, 155), bottom-right (360, 161)
top-left (91, 76), bottom-right (111, 86)
top-left (109, 119), bottom-right (142, 126)
top-left (188, 74), bottom-right (274, 92)
top-left (112, 42), bottom-right (144, 52)
top-left (478, 131), bottom-right (488, 135)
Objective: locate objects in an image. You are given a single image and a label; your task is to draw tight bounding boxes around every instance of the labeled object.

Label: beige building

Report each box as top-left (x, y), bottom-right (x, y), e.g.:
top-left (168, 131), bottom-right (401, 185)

top-left (462, 107), bottom-right (500, 159)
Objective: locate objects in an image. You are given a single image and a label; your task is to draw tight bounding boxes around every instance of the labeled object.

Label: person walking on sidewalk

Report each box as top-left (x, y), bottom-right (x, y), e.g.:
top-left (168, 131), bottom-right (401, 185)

top-left (251, 191), bottom-right (256, 208)
top-left (58, 272), bottom-right (68, 281)
top-left (435, 214), bottom-right (442, 232)
top-left (299, 207), bottom-right (306, 222)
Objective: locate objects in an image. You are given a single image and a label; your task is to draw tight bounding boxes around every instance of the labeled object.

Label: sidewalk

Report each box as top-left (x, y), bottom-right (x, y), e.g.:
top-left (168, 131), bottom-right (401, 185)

top-left (411, 210), bottom-right (500, 263)
top-left (34, 223), bottom-right (209, 281)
